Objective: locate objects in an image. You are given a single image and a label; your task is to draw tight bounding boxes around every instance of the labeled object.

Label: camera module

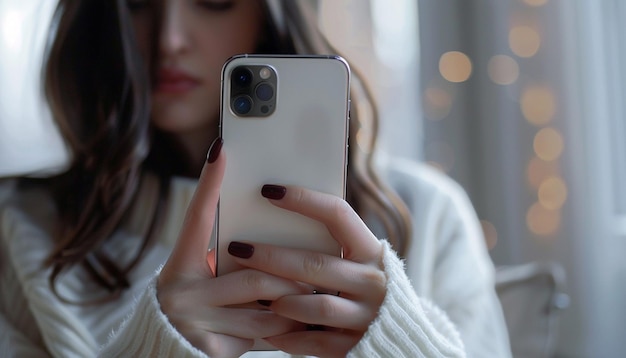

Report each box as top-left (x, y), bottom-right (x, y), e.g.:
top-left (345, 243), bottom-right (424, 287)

top-left (232, 67), bottom-right (253, 88)
top-left (229, 64), bottom-right (276, 117)
top-left (255, 83), bottom-right (274, 102)
top-left (232, 95), bottom-right (253, 115)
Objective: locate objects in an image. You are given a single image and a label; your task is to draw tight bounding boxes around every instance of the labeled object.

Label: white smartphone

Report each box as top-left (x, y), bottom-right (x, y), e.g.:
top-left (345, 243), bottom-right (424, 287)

top-left (216, 54), bottom-right (350, 277)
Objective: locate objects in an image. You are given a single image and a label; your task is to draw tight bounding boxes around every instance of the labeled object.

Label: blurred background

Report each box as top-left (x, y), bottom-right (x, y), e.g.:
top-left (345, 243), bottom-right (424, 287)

top-left (1, 0), bottom-right (624, 356)
top-left (320, 1), bottom-right (625, 356)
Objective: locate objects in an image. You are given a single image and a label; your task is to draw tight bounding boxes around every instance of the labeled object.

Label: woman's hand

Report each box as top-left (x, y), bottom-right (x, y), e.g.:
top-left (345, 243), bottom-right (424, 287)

top-left (156, 139), bottom-right (306, 358)
top-left (228, 185), bottom-right (387, 358)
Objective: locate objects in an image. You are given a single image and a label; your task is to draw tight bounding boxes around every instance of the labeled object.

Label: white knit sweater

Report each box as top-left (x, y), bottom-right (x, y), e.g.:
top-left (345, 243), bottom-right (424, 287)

top-left (0, 158), bottom-right (511, 357)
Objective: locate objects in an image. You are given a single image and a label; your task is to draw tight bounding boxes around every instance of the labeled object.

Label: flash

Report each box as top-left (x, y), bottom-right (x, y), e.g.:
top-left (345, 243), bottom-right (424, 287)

top-left (259, 67), bottom-right (272, 80)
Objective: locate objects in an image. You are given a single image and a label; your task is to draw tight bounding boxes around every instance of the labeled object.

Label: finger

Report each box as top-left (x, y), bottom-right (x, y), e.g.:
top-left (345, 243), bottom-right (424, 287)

top-left (183, 330), bottom-right (252, 358)
top-left (262, 185), bottom-right (382, 263)
top-left (264, 331), bottom-right (359, 358)
top-left (188, 307), bottom-right (304, 339)
top-left (204, 269), bottom-right (311, 306)
top-left (230, 242), bottom-right (387, 299)
top-left (271, 294), bottom-right (376, 331)
top-left (158, 271), bottom-right (310, 314)
top-left (169, 137), bottom-right (225, 273)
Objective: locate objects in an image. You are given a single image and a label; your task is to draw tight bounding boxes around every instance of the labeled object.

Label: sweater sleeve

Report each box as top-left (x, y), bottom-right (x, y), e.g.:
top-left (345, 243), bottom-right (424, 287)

top-left (381, 159), bottom-right (512, 358)
top-left (99, 274), bottom-right (207, 358)
top-left (347, 241), bottom-right (465, 358)
top-left (103, 243), bottom-right (465, 358)
top-left (427, 180), bottom-right (512, 358)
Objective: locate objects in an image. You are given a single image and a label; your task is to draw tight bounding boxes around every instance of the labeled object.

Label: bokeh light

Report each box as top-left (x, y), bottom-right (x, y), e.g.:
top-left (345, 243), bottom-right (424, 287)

top-left (533, 127), bottom-right (564, 161)
top-left (425, 141), bottom-right (456, 173)
top-left (426, 161), bottom-right (446, 173)
top-left (488, 55), bottom-right (520, 85)
top-left (355, 96), bottom-right (373, 154)
top-left (356, 128), bottom-right (371, 154)
top-left (509, 26), bottom-right (541, 58)
top-left (521, 85), bottom-right (556, 126)
top-left (527, 156), bottom-right (560, 189)
top-left (523, 0), bottom-right (548, 7)
top-left (527, 202), bottom-right (561, 236)
top-left (423, 87), bottom-right (453, 121)
top-left (538, 176), bottom-right (568, 210)
top-left (481, 220), bottom-right (499, 250)
top-left (439, 51), bottom-right (473, 83)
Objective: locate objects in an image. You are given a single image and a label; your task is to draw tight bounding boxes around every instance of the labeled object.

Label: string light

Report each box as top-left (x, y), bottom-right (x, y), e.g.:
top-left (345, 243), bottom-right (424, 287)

top-left (439, 51), bottom-right (473, 83)
top-left (523, 0), bottom-right (548, 7)
top-left (521, 85), bottom-right (556, 126)
top-left (509, 26), bottom-right (541, 58)
top-left (426, 161), bottom-right (446, 173)
top-left (538, 176), bottom-right (568, 210)
top-left (423, 87), bottom-right (453, 121)
top-left (533, 127), bottom-right (564, 161)
top-left (488, 55), bottom-right (520, 85)
top-left (527, 202), bottom-right (561, 236)
top-left (425, 141), bottom-right (456, 173)
top-left (424, 2), bottom-right (562, 242)
top-left (527, 156), bottom-right (560, 189)
top-left (356, 128), bottom-right (371, 154)
top-left (480, 220), bottom-right (499, 250)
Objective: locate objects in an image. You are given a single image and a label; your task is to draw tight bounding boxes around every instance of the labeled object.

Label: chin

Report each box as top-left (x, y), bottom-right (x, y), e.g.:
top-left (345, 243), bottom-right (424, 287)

top-left (151, 104), bottom-right (216, 135)
top-left (152, 93), bottom-right (219, 134)
top-left (152, 117), bottom-right (207, 136)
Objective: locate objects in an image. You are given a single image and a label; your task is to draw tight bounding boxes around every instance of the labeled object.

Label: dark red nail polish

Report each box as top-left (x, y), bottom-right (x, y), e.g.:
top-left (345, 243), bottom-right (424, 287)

top-left (206, 137), bottom-right (223, 164)
top-left (228, 242), bottom-right (254, 259)
top-left (257, 300), bottom-right (272, 307)
top-left (261, 185), bottom-right (286, 200)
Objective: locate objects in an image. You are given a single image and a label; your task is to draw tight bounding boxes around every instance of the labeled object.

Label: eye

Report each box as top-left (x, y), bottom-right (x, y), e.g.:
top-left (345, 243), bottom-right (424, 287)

top-left (196, 0), bottom-right (235, 12)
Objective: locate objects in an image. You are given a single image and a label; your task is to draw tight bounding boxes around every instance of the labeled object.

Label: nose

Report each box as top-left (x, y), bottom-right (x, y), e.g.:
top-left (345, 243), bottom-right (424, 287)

top-left (159, 2), bottom-right (189, 58)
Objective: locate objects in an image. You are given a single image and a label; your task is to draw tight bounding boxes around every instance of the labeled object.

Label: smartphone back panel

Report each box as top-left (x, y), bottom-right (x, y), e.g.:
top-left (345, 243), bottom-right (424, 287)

top-left (216, 55), bottom-right (350, 276)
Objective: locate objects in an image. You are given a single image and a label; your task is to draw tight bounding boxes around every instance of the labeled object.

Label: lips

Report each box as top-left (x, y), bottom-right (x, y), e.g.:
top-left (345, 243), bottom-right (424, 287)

top-left (156, 68), bottom-right (201, 94)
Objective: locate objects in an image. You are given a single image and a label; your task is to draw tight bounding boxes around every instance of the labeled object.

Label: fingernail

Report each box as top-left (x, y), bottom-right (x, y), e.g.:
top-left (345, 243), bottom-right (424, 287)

top-left (261, 185), bottom-right (286, 200)
top-left (206, 137), bottom-right (223, 164)
top-left (257, 300), bottom-right (272, 307)
top-left (228, 242), bottom-right (254, 259)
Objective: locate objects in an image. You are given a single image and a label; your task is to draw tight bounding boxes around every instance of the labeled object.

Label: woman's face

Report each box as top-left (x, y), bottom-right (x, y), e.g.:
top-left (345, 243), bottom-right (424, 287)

top-left (130, 0), bottom-right (264, 136)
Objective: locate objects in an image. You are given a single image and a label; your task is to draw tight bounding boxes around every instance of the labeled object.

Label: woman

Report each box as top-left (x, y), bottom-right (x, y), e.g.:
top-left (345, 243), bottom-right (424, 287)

top-left (0, 0), bottom-right (511, 357)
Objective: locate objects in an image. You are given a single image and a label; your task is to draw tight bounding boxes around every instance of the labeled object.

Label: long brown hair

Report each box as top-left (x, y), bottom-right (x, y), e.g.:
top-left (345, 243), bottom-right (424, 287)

top-left (43, 0), bottom-right (412, 300)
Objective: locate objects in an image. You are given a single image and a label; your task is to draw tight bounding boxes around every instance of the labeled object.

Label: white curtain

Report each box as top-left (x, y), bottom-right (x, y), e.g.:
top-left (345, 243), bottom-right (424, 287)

top-left (319, 0), bottom-right (422, 160)
top-left (418, 0), bottom-right (625, 356)
top-left (0, 0), bottom-right (69, 177)
top-left (559, 1), bottom-right (626, 355)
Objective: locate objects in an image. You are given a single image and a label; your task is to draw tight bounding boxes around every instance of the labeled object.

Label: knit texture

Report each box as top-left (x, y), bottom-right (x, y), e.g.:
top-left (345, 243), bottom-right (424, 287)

top-left (0, 160), bottom-right (511, 357)
top-left (347, 241), bottom-right (465, 358)
top-left (98, 242), bottom-right (465, 358)
top-left (100, 278), bottom-right (206, 357)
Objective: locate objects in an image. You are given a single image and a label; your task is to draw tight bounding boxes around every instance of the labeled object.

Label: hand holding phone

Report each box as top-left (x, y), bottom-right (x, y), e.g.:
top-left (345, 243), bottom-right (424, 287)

top-left (156, 56), bottom-right (387, 356)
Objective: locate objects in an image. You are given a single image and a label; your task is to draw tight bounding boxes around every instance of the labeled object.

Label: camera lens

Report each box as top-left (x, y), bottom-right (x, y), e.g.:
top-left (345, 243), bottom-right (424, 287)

top-left (232, 67), bottom-right (253, 87)
top-left (232, 95), bottom-right (253, 115)
top-left (255, 83), bottom-right (274, 102)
